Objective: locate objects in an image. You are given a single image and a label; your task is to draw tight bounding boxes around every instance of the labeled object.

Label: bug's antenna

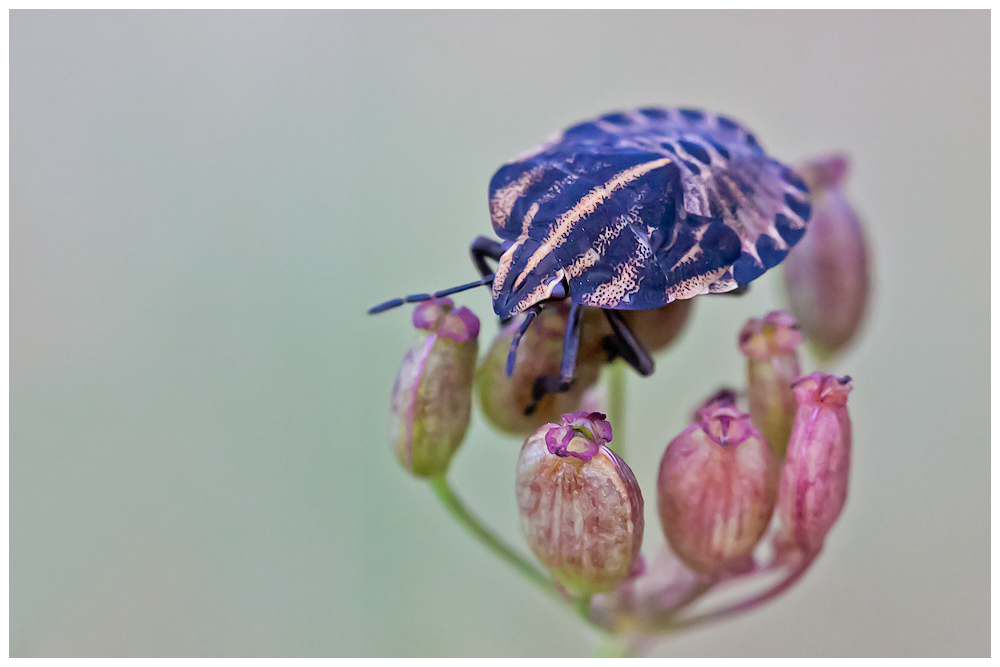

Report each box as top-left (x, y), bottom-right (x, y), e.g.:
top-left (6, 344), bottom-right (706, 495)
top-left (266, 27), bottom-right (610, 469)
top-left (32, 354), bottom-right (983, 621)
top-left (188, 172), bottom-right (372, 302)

top-left (368, 275), bottom-right (494, 315)
top-left (506, 304), bottom-right (543, 376)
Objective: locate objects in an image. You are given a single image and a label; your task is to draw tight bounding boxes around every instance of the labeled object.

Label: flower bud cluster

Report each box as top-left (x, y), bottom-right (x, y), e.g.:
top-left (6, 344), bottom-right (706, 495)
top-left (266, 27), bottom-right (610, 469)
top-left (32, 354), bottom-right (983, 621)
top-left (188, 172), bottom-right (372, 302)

top-left (508, 316), bottom-right (853, 629)
top-left (655, 310), bottom-right (853, 582)
top-left (382, 260), bottom-right (858, 638)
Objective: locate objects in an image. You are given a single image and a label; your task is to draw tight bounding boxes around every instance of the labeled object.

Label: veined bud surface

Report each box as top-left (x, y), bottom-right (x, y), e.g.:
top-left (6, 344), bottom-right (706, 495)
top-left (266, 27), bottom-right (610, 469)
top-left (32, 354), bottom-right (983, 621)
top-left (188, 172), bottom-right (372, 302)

top-left (390, 299), bottom-right (479, 477)
top-left (477, 303), bottom-right (608, 435)
top-left (783, 154), bottom-right (870, 359)
top-left (515, 412), bottom-right (644, 595)
top-left (657, 402), bottom-right (778, 576)
top-left (775, 372), bottom-right (853, 560)
top-left (739, 310), bottom-right (803, 459)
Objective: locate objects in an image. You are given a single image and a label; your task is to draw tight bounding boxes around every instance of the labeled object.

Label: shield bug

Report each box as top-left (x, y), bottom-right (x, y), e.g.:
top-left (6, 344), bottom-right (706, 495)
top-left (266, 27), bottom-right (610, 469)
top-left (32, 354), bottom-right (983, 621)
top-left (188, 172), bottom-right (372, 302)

top-left (371, 108), bottom-right (812, 412)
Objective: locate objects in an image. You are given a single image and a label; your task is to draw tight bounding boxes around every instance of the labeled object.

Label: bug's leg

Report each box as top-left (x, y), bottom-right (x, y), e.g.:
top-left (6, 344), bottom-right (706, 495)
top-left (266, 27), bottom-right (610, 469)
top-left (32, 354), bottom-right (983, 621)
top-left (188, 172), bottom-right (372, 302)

top-left (602, 310), bottom-right (655, 376)
top-left (506, 304), bottom-right (541, 376)
top-left (526, 301), bottom-right (583, 415)
top-left (367, 275), bottom-right (493, 314)
top-left (471, 235), bottom-right (505, 278)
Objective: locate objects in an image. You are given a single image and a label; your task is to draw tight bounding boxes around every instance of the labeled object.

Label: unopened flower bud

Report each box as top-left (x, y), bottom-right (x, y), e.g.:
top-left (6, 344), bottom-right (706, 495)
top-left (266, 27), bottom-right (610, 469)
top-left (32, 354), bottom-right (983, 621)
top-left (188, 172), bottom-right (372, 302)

top-left (657, 402), bottom-right (778, 576)
top-left (739, 311), bottom-right (803, 459)
top-left (516, 412), bottom-right (644, 595)
top-left (797, 153), bottom-right (848, 193)
top-left (774, 372), bottom-right (852, 560)
top-left (477, 303), bottom-right (608, 435)
top-left (390, 299), bottom-right (479, 477)
top-left (783, 154), bottom-right (870, 359)
top-left (621, 299), bottom-right (694, 354)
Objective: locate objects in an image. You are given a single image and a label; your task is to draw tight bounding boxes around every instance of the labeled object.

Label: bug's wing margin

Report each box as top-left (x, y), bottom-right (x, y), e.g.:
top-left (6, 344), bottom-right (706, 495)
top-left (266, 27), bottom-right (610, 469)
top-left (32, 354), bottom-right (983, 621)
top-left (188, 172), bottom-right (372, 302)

top-left (488, 155), bottom-right (579, 242)
top-left (605, 108), bottom-right (813, 296)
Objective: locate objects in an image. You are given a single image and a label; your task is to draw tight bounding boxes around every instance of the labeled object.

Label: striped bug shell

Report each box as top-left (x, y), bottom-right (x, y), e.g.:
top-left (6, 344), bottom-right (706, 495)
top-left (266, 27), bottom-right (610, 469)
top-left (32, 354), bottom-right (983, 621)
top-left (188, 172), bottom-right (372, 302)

top-left (487, 108), bottom-right (812, 319)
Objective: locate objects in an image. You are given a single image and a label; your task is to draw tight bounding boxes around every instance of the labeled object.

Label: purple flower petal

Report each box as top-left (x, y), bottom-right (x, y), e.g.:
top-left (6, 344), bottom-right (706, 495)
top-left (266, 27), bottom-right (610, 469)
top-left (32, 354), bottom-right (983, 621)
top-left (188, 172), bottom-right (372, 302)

top-left (561, 411), bottom-right (613, 447)
top-left (544, 424), bottom-right (600, 461)
top-left (412, 298), bottom-right (454, 332)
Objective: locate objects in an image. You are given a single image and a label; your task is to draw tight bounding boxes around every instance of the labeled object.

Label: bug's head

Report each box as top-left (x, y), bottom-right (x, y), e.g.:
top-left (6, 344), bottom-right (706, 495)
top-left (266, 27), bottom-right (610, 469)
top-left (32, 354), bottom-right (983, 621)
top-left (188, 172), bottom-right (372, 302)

top-left (491, 238), bottom-right (568, 320)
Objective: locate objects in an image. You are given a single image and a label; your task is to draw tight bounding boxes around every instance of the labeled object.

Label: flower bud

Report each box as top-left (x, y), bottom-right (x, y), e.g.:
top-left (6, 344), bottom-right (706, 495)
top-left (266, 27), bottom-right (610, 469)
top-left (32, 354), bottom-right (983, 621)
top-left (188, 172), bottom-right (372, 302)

top-left (390, 299), bottom-right (479, 477)
top-left (774, 372), bottom-right (852, 560)
top-left (621, 299), bottom-right (694, 354)
top-left (797, 153), bottom-right (848, 193)
top-left (515, 412), bottom-right (644, 595)
top-left (657, 402), bottom-right (778, 576)
top-left (691, 387), bottom-right (742, 423)
top-left (739, 310), bottom-right (803, 459)
top-left (477, 303), bottom-right (609, 435)
top-left (783, 154), bottom-right (870, 359)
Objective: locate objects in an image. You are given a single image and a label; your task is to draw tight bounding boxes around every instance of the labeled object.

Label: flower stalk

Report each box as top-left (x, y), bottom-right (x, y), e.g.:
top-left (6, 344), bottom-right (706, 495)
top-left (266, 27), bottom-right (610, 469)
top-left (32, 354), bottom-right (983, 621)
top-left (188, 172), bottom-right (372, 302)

top-left (427, 475), bottom-right (556, 603)
top-left (428, 474), bottom-right (615, 634)
top-left (606, 361), bottom-right (627, 458)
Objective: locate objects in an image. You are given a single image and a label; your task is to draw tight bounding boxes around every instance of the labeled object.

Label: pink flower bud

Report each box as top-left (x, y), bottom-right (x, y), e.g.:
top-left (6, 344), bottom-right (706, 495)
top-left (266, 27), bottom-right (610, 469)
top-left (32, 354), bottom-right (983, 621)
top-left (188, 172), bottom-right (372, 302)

top-left (516, 412), bottom-right (644, 595)
top-left (621, 299), bottom-right (694, 354)
top-left (390, 299), bottom-right (479, 477)
top-left (775, 372), bottom-right (853, 559)
top-left (477, 303), bottom-right (608, 435)
top-left (797, 153), bottom-right (848, 192)
top-left (738, 311), bottom-right (803, 459)
top-left (657, 402), bottom-right (778, 576)
top-left (690, 387), bottom-right (742, 421)
top-left (783, 154), bottom-right (870, 359)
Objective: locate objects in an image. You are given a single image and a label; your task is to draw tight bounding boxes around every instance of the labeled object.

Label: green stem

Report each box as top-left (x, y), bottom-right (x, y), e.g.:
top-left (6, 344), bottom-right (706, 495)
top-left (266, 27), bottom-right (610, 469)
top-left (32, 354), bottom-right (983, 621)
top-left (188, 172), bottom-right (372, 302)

top-left (594, 631), bottom-right (657, 657)
top-left (607, 361), bottom-right (627, 458)
top-left (428, 475), bottom-right (560, 605)
top-left (428, 475), bottom-right (614, 635)
top-left (594, 635), bottom-right (632, 658)
top-left (575, 594), bottom-right (593, 623)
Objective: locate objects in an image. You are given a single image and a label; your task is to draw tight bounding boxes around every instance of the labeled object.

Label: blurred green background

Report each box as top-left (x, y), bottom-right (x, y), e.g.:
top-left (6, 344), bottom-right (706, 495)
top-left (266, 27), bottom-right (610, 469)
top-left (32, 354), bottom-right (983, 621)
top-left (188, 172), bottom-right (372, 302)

top-left (10, 10), bottom-right (989, 657)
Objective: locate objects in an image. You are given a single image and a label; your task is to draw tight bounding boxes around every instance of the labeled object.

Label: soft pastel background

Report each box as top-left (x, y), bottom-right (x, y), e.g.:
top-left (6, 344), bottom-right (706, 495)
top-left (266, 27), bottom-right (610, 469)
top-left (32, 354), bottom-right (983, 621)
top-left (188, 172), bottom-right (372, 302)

top-left (10, 10), bottom-right (989, 657)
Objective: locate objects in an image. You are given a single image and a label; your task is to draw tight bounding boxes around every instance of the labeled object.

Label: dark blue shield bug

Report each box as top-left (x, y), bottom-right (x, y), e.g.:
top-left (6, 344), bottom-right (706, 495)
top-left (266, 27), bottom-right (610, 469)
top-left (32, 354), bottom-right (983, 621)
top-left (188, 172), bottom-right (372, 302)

top-left (371, 107), bottom-right (811, 411)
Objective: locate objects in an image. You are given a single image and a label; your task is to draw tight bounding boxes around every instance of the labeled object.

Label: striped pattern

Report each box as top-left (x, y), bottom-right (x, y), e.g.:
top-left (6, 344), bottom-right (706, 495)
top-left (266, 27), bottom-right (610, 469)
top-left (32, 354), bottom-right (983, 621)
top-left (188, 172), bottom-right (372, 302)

top-left (487, 107), bottom-right (811, 316)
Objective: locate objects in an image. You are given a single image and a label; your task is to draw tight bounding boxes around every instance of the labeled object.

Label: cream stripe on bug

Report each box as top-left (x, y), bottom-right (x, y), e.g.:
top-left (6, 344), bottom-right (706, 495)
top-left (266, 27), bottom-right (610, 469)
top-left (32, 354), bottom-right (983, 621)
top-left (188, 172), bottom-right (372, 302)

top-left (512, 157), bottom-right (673, 290)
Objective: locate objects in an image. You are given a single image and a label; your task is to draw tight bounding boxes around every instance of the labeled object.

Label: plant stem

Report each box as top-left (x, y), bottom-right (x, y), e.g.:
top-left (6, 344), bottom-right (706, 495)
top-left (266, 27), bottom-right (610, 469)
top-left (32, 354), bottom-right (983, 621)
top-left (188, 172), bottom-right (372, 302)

top-left (594, 635), bottom-right (633, 658)
top-left (649, 578), bottom-right (718, 628)
top-left (428, 475), bottom-right (560, 605)
top-left (667, 557), bottom-right (815, 631)
top-left (607, 360), bottom-right (627, 458)
top-left (428, 475), bottom-right (615, 635)
top-left (575, 594), bottom-right (593, 623)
